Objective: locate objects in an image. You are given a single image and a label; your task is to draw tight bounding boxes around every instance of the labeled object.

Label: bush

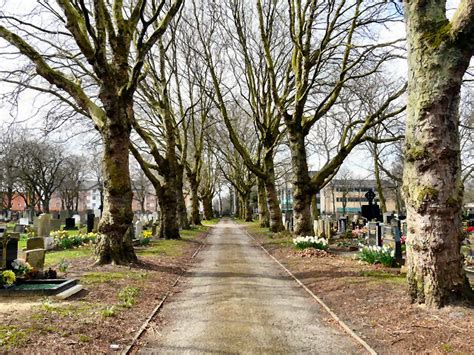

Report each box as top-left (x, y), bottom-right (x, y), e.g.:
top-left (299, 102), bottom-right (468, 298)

top-left (0, 270), bottom-right (16, 286)
top-left (293, 236), bottom-right (328, 250)
top-left (357, 245), bottom-right (395, 267)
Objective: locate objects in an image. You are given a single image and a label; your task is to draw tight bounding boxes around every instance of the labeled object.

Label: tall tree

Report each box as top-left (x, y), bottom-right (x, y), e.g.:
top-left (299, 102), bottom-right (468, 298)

top-left (0, 0), bottom-right (182, 264)
top-left (256, 0), bottom-right (405, 235)
top-left (402, 0), bottom-right (474, 307)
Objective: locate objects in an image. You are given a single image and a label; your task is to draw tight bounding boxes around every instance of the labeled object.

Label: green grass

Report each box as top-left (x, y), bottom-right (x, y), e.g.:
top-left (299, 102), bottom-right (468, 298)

top-left (359, 270), bottom-right (406, 285)
top-left (0, 326), bottom-right (30, 349)
top-left (81, 271), bottom-right (148, 285)
top-left (201, 218), bottom-right (220, 226)
top-left (45, 247), bottom-right (93, 267)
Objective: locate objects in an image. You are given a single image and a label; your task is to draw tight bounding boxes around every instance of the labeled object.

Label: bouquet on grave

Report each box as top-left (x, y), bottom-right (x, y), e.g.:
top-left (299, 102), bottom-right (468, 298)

top-left (11, 259), bottom-right (33, 277)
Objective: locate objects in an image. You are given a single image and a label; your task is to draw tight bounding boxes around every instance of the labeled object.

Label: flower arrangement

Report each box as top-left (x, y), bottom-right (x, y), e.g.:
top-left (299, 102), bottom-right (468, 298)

top-left (400, 235), bottom-right (407, 244)
top-left (466, 226), bottom-right (474, 234)
top-left (0, 270), bottom-right (16, 287)
top-left (142, 230), bottom-right (153, 238)
top-left (352, 227), bottom-right (368, 238)
top-left (11, 259), bottom-right (33, 277)
top-left (357, 245), bottom-right (395, 267)
top-left (293, 236), bottom-right (329, 250)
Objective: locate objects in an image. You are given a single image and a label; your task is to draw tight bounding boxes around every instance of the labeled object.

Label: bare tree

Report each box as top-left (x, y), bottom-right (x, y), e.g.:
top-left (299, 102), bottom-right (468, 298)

top-left (0, 0), bottom-right (183, 264)
top-left (59, 155), bottom-right (86, 213)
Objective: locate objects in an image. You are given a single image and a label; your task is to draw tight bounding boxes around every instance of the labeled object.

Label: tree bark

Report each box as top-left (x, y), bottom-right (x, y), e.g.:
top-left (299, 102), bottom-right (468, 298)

top-left (403, 1), bottom-right (473, 307)
top-left (373, 144), bottom-right (387, 213)
top-left (287, 125), bottom-right (313, 235)
top-left (96, 118), bottom-right (137, 264)
top-left (244, 193), bottom-right (253, 222)
top-left (157, 184), bottom-right (180, 240)
top-left (257, 178), bottom-right (270, 228)
top-left (202, 194), bottom-right (213, 220)
top-left (189, 173), bottom-right (201, 225)
top-left (263, 153), bottom-right (284, 232)
top-left (176, 164), bottom-right (190, 229)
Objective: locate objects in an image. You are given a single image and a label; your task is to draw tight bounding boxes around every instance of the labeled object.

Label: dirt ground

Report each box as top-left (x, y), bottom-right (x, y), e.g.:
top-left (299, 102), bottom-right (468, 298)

top-left (248, 226), bottom-right (474, 355)
top-left (0, 229), bottom-right (208, 354)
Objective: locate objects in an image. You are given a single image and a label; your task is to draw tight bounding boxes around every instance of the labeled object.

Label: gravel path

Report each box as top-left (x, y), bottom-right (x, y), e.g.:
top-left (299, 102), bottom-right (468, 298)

top-left (139, 219), bottom-right (362, 354)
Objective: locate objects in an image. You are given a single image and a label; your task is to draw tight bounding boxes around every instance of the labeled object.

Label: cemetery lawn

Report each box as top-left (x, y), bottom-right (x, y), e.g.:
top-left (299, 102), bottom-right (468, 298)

top-left (245, 222), bottom-right (474, 355)
top-left (0, 225), bottom-right (209, 353)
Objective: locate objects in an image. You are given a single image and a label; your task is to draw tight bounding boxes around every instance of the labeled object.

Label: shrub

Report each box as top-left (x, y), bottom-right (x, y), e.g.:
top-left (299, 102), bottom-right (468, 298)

top-left (0, 270), bottom-right (16, 286)
top-left (357, 245), bottom-right (395, 267)
top-left (293, 236), bottom-right (328, 250)
top-left (140, 237), bottom-right (151, 246)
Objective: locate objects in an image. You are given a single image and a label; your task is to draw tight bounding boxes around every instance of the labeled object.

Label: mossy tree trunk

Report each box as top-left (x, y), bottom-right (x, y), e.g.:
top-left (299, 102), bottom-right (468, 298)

top-left (96, 109), bottom-right (137, 264)
top-left (189, 172), bottom-right (201, 225)
top-left (176, 164), bottom-right (190, 229)
top-left (257, 178), bottom-right (270, 228)
top-left (202, 194), bottom-right (213, 220)
top-left (287, 123), bottom-right (313, 236)
top-left (403, 0), bottom-right (474, 307)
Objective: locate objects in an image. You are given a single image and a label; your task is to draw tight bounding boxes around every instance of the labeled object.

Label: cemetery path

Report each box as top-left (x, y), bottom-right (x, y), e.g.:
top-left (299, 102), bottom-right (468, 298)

top-left (139, 219), bottom-right (362, 354)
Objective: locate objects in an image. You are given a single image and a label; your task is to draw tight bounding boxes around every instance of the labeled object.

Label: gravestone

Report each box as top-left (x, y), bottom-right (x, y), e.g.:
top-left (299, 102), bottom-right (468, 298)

top-left (80, 212), bottom-right (87, 225)
top-left (86, 213), bottom-right (95, 233)
top-left (19, 218), bottom-right (29, 226)
top-left (37, 214), bottom-right (51, 238)
top-left (93, 217), bottom-right (100, 232)
top-left (367, 222), bottom-right (379, 246)
top-left (64, 217), bottom-right (76, 230)
top-left (59, 210), bottom-right (69, 221)
top-left (135, 221), bottom-right (143, 239)
top-left (324, 219), bottom-right (332, 239)
top-left (25, 249), bottom-right (45, 271)
top-left (383, 225), bottom-right (395, 248)
top-left (27, 237), bottom-right (45, 250)
top-left (13, 224), bottom-right (26, 234)
top-left (338, 217), bottom-right (348, 235)
top-left (391, 219), bottom-right (403, 261)
top-left (361, 189), bottom-right (382, 222)
top-left (50, 219), bottom-right (61, 231)
top-left (73, 214), bottom-right (81, 227)
top-left (1, 232), bottom-right (20, 270)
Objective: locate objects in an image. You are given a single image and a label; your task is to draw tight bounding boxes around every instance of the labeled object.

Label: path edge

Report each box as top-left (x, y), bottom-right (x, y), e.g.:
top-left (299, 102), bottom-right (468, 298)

top-left (121, 228), bottom-right (210, 355)
top-left (244, 229), bottom-right (378, 355)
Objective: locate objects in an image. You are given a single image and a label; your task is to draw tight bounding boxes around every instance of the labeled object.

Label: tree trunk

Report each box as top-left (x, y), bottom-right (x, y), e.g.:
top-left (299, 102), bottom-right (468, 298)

top-left (189, 173), bottom-right (201, 225)
top-left (202, 194), bottom-right (213, 220)
top-left (287, 125), bottom-right (312, 235)
top-left (157, 185), bottom-right (180, 240)
top-left (257, 178), bottom-right (270, 228)
top-left (176, 164), bottom-right (190, 229)
top-left (234, 190), bottom-right (240, 218)
top-left (373, 144), bottom-right (387, 213)
top-left (43, 198), bottom-right (50, 214)
top-left (311, 193), bottom-right (319, 221)
top-left (96, 120), bottom-right (137, 265)
top-left (403, 3), bottom-right (473, 307)
top-left (244, 192), bottom-right (252, 222)
top-left (263, 153), bottom-right (284, 232)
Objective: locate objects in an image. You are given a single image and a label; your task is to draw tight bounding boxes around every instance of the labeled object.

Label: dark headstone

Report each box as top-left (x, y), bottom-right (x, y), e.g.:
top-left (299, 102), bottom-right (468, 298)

top-left (87, 214), bottom-right (95, 233)
top-left (1, 233), bottom-right (20, 270)
top-left (64, 217), bottom-right (77, 230)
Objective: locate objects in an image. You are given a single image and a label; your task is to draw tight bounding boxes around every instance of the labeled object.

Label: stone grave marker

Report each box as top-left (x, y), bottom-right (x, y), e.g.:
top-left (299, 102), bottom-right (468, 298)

top-left (37, 214), bottom-right (51, 238)
top-left (64, 217), bottom-right (76, 230)
top-left (73, 214), bottom-right (81, 227)
top-left (50, 219), bottom-right (61, 231)
top-left (13, 224), bottom-right (26, 234)
top-left (1, 232), bottom-right (20, 269)
top-left (19, 217), bottom-right (29, 226)
top-left (135, 221), bottom-right (143, 239)
top-left (93, 217), bottom-right (100, 232)
top-left (25, 249), bottom-right (45, 271)
top-left (86, 214), bottom-right (95, 233)
top-left (80, 212), bottom-right (87, 225)
top-left (27, 237), bottom-right (45, 250)
top-left (324, 219), bottom-right (332, 239)
top-left (383, 225), bottom-right (395, 248)
top-left (338, 217), bottom-right (348, 235)
top-left (367, 222), bottom-right (378, 246)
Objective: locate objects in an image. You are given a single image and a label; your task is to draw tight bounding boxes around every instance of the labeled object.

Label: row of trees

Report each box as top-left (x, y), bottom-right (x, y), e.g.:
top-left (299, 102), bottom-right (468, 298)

top-left (0, 0), bottom-right (472, 307)
top-left (0, 135), bottom-right (85, 214)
